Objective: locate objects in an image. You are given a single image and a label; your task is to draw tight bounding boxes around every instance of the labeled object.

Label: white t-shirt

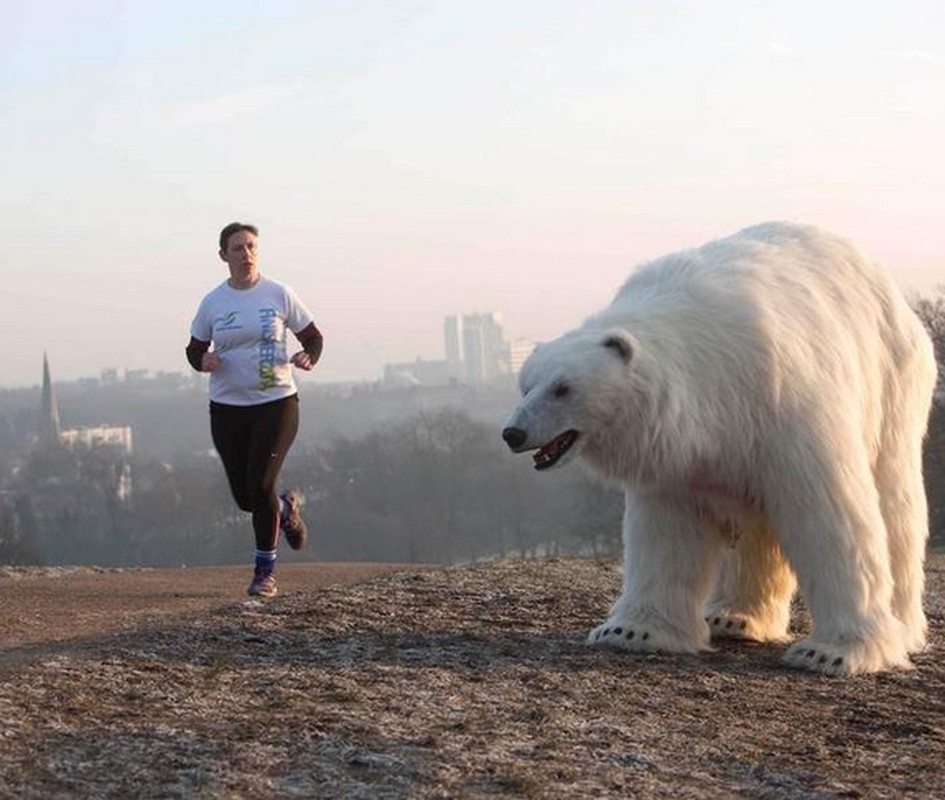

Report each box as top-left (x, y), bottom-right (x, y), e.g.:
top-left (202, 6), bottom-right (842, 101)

top-left (190, 276), bottom-right (315, 406)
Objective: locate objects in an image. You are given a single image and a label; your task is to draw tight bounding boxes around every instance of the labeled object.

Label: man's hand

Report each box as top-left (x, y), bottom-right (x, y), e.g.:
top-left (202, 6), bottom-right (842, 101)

top-left (290, 351), bottom-right (315, 371)
top-left (201, 352), bottom-right (221, 372)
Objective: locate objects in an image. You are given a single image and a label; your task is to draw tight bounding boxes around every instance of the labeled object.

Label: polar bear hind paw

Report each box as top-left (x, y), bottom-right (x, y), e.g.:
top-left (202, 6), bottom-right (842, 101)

top-left (706, 612), bottom-right (754, 640)
top-left (705, 611), bottom-right (789, 642)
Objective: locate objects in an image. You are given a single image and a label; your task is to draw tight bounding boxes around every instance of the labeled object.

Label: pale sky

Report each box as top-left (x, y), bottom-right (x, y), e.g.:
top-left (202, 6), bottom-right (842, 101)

top-left (4, 0), bottom-right (944, 388)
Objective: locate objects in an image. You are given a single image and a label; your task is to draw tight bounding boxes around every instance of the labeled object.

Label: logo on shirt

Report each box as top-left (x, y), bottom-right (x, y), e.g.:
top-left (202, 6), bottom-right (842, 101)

top-left (258, 308), bottom-right (281, 390)
top-left (214, 311), bottom-right (242, 331)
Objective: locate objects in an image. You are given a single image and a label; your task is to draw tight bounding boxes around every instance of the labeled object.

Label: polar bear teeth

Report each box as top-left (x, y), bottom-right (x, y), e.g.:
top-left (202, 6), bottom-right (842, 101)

top-left (533, 430), bottom-right (579, 470)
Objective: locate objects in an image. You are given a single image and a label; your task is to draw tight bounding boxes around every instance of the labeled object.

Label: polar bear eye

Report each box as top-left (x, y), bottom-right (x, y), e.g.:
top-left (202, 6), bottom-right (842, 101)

top-left (553, 383), bottom-right (570, 399)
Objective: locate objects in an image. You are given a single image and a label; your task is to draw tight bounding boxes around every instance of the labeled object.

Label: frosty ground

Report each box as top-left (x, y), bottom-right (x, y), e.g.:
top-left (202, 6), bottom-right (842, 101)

top-left (0, 556), bottom-right (943, 798)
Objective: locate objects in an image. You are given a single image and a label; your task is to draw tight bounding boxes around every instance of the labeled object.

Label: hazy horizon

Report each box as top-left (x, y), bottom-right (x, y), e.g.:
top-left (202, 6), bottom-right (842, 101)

top-left (4, 1), bottom-right (944, 390)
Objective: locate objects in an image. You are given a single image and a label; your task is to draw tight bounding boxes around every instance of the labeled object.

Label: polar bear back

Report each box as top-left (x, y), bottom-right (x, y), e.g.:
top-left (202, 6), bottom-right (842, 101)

top-left (590, 221), bottom-right (933, 450)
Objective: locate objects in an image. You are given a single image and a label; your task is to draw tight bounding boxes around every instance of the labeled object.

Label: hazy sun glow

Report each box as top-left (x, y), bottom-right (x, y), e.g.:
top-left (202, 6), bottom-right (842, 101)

top-left (3, 1), bottom-right (944, 387)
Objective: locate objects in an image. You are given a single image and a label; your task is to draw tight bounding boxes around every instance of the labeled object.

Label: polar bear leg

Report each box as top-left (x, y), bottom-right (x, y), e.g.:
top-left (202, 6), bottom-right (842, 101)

top-left (874, 399), bottom-right (930, 654)
top-left (589, 491), bottom-right (725, 653)
top-left (704, 522), bottom-right (796, 643)
top-left (770, 431), bottom-right (910, 675)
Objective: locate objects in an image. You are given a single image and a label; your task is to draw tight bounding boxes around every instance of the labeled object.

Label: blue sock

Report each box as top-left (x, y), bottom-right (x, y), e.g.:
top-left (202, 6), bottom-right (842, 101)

top-left (254, 549), bottom-right (277, 572)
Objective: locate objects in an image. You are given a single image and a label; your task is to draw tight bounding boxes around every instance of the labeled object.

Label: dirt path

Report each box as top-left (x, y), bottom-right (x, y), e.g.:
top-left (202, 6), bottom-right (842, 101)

top-left (0, 557), bottom-right (942, 798)
top-left (0, 562), bottom-right (413, 672)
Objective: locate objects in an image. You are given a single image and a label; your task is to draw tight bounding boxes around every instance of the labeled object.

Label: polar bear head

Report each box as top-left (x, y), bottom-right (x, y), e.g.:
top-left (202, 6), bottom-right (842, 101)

top-left (502, 327), bottom-right (654, 478)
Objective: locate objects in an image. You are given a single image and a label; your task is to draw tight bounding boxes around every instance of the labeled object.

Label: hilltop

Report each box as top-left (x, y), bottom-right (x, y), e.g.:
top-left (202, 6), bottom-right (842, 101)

top-left (0, 556), bottom-right (943, 798)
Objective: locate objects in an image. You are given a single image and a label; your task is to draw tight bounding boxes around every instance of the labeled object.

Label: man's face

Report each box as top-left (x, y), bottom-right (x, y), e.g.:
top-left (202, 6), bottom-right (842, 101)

top-left (220, 230), bottom-right (258, 278)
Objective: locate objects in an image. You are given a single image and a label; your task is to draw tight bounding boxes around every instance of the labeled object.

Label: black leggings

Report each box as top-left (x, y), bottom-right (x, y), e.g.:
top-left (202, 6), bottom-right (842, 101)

top-left (210, 394), bottom-right (300, 551)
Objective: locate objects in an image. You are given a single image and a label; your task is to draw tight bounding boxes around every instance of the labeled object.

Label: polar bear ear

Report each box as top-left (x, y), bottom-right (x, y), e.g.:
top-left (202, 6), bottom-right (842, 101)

top-left (601, 330), bottom-right (634, 363)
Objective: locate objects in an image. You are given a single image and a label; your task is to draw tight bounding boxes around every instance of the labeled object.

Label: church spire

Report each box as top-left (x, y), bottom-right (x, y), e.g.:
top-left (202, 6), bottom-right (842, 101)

top-left (40, 351), bottom-right (61, 444)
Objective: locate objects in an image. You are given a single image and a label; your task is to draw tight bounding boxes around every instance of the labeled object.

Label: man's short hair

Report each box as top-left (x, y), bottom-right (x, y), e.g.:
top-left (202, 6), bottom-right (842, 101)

top-left (219, 222), bottom-right (259, 252)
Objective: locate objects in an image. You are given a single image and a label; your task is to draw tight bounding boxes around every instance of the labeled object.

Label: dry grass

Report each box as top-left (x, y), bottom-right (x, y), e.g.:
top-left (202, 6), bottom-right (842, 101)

top-left (1, 556), bottom-right (944, 799)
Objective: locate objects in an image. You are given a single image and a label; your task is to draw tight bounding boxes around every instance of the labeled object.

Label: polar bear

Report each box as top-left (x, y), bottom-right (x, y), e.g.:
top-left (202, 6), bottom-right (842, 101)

top-left (502, 222), bottom-right (936, 675)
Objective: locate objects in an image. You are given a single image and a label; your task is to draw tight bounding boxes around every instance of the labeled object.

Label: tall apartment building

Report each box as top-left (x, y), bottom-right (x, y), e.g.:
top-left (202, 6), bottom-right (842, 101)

top-left (508, 338), bottom-right (537, 375)
top-left (444, 312), bottom-right (514, 385)
top-left (443, 315), bottom-right (464, 381)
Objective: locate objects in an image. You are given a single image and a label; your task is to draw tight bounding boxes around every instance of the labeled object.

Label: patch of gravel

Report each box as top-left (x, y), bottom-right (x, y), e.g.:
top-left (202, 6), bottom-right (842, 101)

top-left (0, 565), bottom-right (151, 580)
top-left (0, 556), bottom-right (943, 799)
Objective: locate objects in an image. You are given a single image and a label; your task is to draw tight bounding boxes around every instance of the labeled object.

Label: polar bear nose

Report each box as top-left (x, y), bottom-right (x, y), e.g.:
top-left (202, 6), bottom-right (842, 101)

top-left (502, 427), bottom-right (528, 450)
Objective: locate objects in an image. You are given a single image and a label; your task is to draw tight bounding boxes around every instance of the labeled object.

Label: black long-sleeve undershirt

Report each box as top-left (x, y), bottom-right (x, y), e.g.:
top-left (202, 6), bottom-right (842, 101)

top-left (185, 337), bottom-right (209, 372)
top-left (295, 322), bottom-right (324, 364)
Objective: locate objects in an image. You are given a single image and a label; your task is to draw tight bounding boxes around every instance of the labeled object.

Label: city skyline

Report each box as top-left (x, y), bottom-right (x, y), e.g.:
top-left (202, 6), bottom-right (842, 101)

top-left (11, 256), bottom-right (944, 393)
top-left (4, 2), bottom-right (945, 388)
top-left (25, 308), bottom-right (528, 392)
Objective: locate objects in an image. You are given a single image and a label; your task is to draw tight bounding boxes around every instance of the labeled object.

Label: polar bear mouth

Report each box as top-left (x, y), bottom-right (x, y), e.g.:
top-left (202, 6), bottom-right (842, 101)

top-left (534, 430), bottom-right (579, 470)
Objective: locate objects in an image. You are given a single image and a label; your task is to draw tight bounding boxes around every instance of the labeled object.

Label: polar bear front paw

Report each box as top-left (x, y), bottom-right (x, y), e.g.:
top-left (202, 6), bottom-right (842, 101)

top-left (782, 635), bottom-right (911, 676)
top-left (587, 617), bottom-right (703, 654)
top-left (783, 639), bottom-right (850, 675)
top-left (589, 622), bottom-right (658, 652)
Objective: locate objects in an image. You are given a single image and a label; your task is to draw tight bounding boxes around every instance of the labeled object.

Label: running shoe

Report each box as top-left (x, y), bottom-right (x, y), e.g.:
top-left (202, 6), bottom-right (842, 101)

top-left (247, 568), bottom-right (277, 598)
top-left (279, 489), bottom-right (308, 550)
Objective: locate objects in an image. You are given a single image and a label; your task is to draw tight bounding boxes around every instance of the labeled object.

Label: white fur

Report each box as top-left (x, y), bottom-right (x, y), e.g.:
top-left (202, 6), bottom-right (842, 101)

top-left (504, 222), bottom-right (936, 675)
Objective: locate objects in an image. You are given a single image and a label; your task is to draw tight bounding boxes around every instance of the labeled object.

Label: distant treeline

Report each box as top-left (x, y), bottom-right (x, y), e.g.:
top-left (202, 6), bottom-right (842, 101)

top-left (3, 396), bottom-right (945, 569)
top-left (0, 407), bottom-right (622, 567)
